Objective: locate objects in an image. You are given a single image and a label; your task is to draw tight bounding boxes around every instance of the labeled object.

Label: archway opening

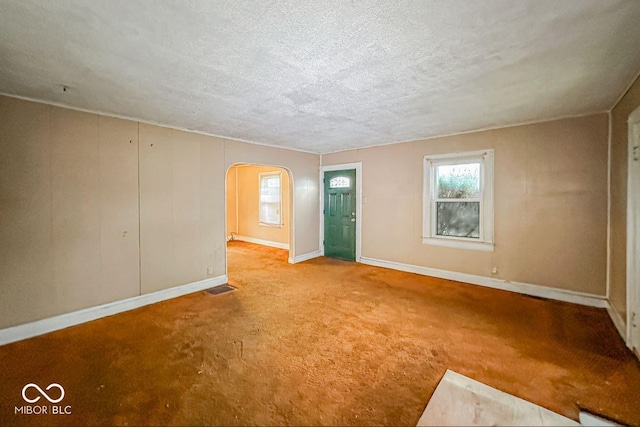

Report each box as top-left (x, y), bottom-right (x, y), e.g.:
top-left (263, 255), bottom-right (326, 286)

top-left (225, 163), bottom-right (294, 280)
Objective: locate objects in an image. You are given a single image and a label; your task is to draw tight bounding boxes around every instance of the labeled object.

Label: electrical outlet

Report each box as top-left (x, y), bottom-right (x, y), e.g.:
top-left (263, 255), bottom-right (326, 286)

top-left (207, 266), bottom-right (214, 275)
top-left (491, 266), bottom-right (498, 275)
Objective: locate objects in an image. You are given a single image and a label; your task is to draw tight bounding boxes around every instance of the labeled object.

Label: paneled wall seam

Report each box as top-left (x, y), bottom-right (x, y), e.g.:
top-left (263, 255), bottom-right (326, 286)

top-left (607, 111), bottom-right (612, 299)
top-left (97, 116), bottom-right (103, 297)
top-left (235, 166), bottom-right (239, 235)
top-left (137, 121), bottom-right (141, 296)
top-left (171, 131), bottom-right (175, 286)
top-left (198, 140), bottom-right (203, 279)
top-left (224, 140), bottom-right (228, 277)
top-left (47, 104), bottom-right (56, 309)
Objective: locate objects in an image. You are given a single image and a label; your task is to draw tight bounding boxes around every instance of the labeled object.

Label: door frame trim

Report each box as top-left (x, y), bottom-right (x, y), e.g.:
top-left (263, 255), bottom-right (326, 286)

top-left (319, 162), bottom-right (362, 262)
top-left (627, 106), bottom-right (640, 352)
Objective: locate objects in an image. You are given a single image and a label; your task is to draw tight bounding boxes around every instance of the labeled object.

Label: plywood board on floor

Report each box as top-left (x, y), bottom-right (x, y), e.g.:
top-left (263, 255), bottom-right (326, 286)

top-left (417, 370), bottom-right (578, 426)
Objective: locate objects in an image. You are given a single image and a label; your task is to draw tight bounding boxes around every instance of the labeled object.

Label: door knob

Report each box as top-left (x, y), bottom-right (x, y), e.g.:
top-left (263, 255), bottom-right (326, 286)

top-left (350, 218), bottom-right (355, 222)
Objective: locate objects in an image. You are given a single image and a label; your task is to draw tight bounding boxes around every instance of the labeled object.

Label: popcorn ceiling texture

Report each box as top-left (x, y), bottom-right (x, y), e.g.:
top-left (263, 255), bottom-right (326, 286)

top-left (0, 0), bottom-right (639, 153)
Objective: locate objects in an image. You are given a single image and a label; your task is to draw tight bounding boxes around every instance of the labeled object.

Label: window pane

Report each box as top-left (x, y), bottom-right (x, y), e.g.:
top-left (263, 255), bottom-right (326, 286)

top-left (260, 202), bottom-right (279, 224)
top-left (329, 176), bottom-right (350, 188)
top-left (261, 176), bottom-right (280, 195)
top-left (260, 174), bottom-right (281, 225)
top-left (436, 202), bottom-right (479, 238)
top-left (436, 163), bottom-right (480, 199)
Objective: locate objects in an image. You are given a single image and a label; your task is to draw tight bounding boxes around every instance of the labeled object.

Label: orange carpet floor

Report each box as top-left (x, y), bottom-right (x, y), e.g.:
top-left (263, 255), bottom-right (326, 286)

top-left (1, 241), bottom-right (639, 426)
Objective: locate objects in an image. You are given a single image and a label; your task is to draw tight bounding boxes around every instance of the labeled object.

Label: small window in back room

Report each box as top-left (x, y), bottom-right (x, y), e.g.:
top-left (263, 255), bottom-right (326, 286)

top-left (423, 150), bottom-right (494, 251)
top-left (259, 172), bottom-right (282, 227)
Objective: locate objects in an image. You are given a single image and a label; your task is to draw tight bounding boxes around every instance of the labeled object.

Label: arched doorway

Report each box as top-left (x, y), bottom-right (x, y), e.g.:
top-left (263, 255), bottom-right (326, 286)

top-left (225, 163), bottom-right (294, 278)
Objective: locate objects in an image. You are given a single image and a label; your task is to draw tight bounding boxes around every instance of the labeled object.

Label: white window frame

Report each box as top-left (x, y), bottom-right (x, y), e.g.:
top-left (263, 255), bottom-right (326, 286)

top-left (423, 149), bottom-right (494, 251)
top-left (258, 171), bottom-right (282, 227)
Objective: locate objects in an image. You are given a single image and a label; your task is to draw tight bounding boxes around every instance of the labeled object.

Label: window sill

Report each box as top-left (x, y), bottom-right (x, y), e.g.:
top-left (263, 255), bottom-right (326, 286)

top-left (422, 237), bottom-right (494, 252)
top-left (259, 223), bottom-right (283, 228)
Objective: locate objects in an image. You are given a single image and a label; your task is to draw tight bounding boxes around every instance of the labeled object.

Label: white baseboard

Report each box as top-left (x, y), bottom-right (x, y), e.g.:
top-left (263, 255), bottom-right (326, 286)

top-left (606, 302), bottom-right (627, 342)
top-left (360, 257), bottom-right (607, 308)
top-left (288, 250), bottom-right (322, 264)
top-left (232, 235), bottom-right (289, 250)
top-left (0, 275), bottom-right (228, 346)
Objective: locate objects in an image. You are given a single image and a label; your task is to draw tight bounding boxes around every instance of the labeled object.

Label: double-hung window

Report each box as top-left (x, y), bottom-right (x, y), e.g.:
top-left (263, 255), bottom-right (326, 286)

top-left (423, 150), bottom-right (494, 251)
top-left (259, 172), bottom-right (282, 227)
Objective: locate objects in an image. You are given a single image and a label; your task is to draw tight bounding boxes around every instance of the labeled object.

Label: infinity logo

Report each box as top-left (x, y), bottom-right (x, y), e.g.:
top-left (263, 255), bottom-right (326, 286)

top-left (21, 383), bottom-right (65, 404)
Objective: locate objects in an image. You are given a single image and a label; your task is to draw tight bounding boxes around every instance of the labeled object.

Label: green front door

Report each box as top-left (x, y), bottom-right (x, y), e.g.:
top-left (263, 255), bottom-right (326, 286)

top-left (324, 169), bottom-right (356, 261)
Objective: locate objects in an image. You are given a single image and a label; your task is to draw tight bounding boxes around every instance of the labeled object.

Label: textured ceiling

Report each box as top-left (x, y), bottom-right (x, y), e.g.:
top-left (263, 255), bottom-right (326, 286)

top-left (1, 0), bottom-right (640, 153)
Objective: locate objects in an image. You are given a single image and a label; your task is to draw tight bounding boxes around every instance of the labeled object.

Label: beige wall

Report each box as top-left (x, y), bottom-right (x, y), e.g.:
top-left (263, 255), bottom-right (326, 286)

top-left (226, 165), bottom-right (290, 245)
top-left (0, 93), bottom-right (615, 330)
top-left (138, 123), bottom-right (226, 294)
top-left (610, 75), bottom-right (640, 322)
top-left (0, 95), bottom-right (320, 329)
top-left (0, 97), bottom-right (141, 327)
top-left (323, 114), bottom-right (609, 295)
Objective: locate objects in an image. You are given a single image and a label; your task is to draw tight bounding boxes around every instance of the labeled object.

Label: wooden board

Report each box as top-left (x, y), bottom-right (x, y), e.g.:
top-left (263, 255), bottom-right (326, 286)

top-left (417, 370), bottom-right (579, 426)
